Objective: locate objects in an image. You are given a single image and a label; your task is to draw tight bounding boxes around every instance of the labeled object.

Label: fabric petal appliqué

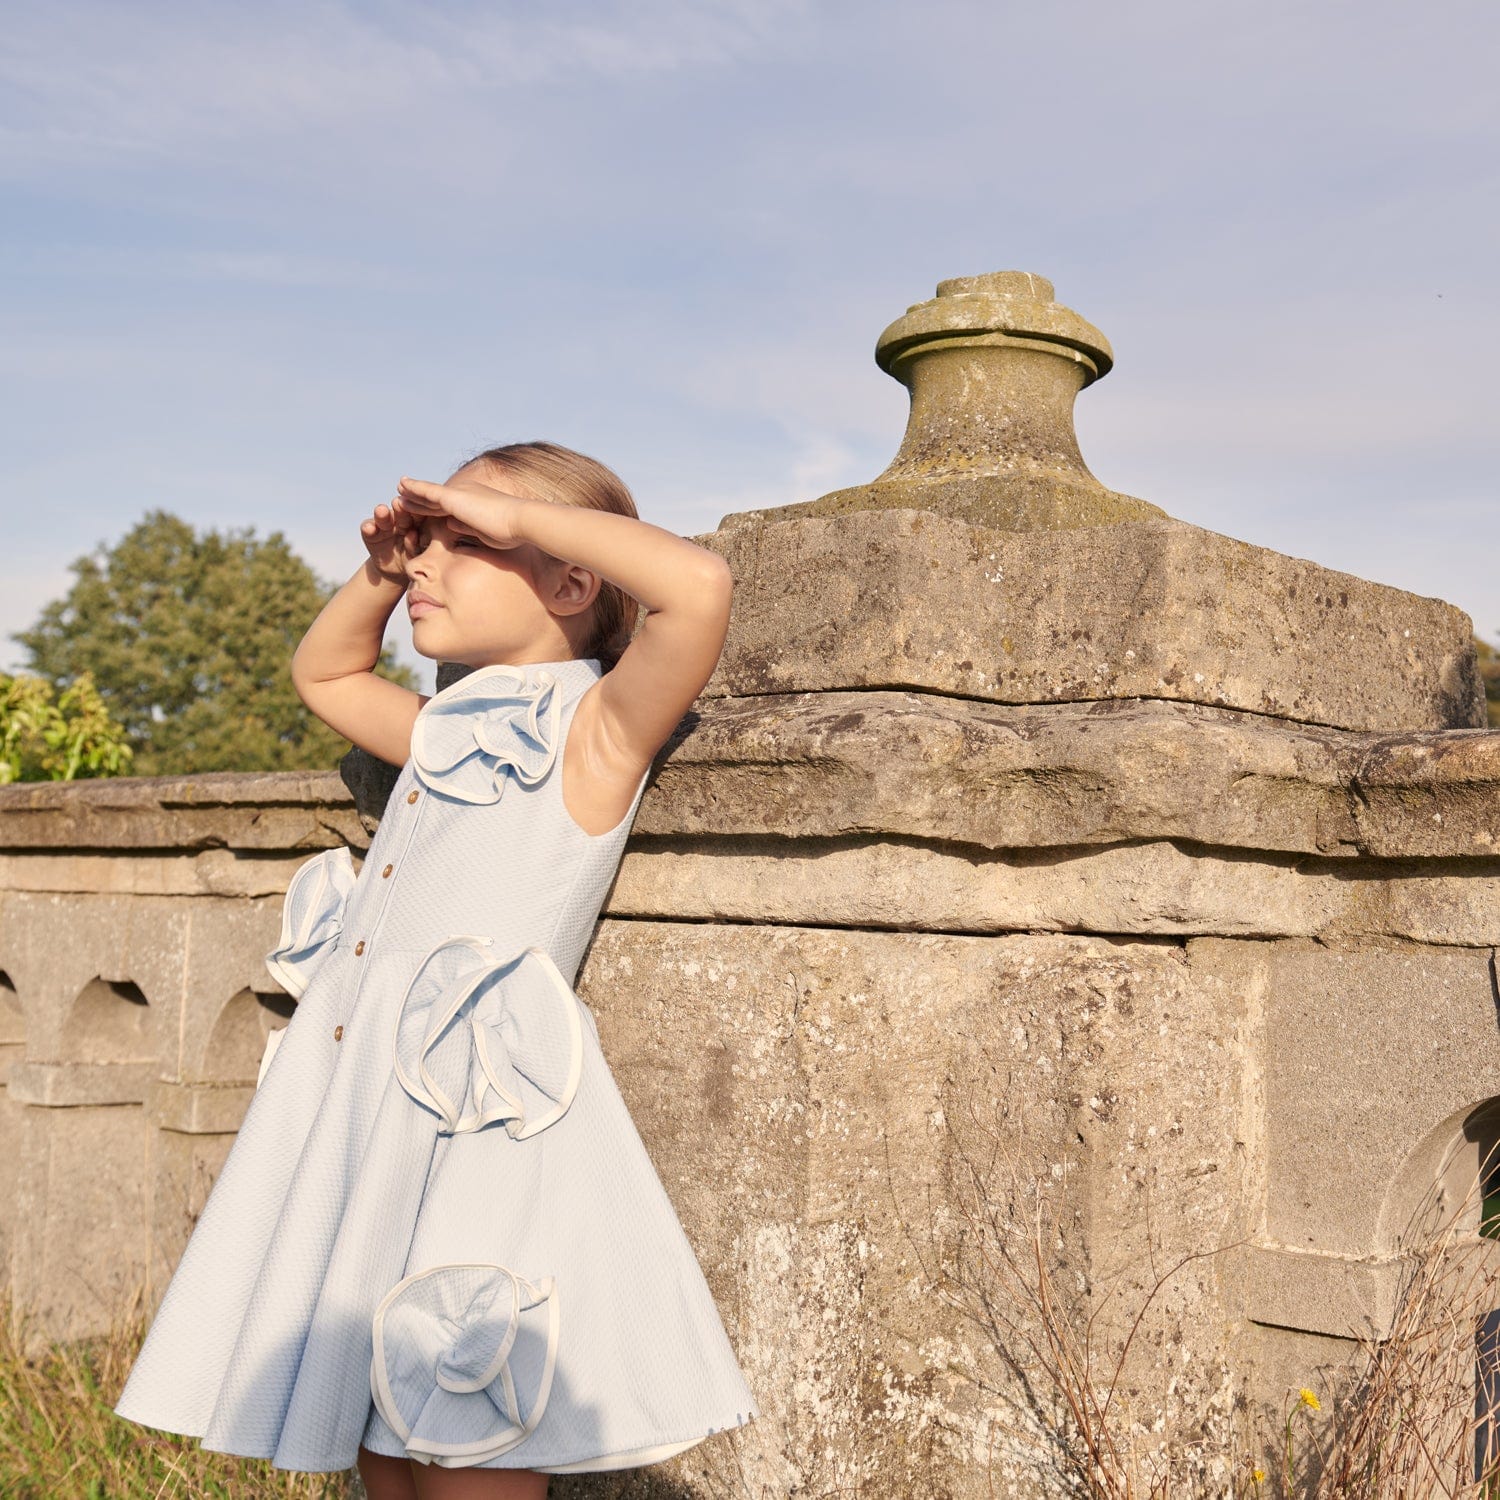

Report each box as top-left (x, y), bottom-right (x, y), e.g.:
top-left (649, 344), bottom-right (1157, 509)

top-left (409, 665), bottom-right (564, 804)
top-left (370, 1262), bottom-right (561, 1467)
top-left (264, 846), bottom-right (357, 999)
top-left (392, 937), bottom-right (585, 1138)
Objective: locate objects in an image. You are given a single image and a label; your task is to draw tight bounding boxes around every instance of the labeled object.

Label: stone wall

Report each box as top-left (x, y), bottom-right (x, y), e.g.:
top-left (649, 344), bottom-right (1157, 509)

top-left (4, 271), bottom-right (1500, 1496)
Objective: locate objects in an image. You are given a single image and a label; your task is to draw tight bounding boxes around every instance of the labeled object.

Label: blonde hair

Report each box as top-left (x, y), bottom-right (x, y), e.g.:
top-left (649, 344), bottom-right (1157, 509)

top-left (460, 440), bottom-right (640, 671)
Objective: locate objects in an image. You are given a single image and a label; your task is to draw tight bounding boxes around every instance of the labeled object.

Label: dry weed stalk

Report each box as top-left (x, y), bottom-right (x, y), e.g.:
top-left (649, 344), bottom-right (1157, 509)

top-left (887, 1052), bottom-right (1244, 1498)
top-left (889, 1046), bottom-right (1500, 1499)
top-left (1305, 1144), bottom-right (1500, 1499)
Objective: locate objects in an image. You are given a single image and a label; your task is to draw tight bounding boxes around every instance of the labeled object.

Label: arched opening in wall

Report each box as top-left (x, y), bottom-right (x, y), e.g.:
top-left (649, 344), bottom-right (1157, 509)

top-left (1376, 1097), bottom-right (1500, 1487)
top-left (202, 986), bottom-right (295, 1084)
top-left (1468, 1101), bottom-right (1500, 1484)
top-left (68, 975), bottom-right (154, 1064)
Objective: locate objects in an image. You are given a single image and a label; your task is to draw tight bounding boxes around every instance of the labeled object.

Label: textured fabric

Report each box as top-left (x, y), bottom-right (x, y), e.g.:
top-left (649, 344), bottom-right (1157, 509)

top-left (113, 655), bottom-right (759, 1474)
top-left (264, 846), bottom-right (357, 999)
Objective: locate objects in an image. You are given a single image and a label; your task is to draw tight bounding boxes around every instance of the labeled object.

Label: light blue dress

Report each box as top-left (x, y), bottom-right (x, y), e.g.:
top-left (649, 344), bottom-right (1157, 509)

top-left (113, 655), bottom-right (759, 1473)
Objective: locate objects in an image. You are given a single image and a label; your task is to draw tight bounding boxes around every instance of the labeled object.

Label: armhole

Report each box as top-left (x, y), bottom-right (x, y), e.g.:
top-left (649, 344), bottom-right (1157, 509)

top-left (557, 683), bottom-right (649, 843)
top-left (408, 693), bottom-right (432, 765)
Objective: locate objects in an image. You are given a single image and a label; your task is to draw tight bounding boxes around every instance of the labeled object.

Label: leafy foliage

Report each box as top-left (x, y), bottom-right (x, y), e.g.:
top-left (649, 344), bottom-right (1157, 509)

top-left (9, 511), bottom-right (418, 776)
top-left (0, 671), bottom-right (134, 783)
top-left (1476, 635), bottom-right (1500, 729)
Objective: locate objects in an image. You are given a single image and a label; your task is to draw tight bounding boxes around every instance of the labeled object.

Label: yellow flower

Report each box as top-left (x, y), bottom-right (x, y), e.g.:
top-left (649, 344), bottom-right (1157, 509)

top-left (1299, 1387), bottom-right (1321, 1410)
top-left (1252, 1467), bottom-right (1265, 1484)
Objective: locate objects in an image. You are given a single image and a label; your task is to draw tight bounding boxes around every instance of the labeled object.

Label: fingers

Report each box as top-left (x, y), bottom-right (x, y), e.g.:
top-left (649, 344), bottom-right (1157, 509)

top-left (393, 476), bottom-right (447, 514)
top-left (361, 501), bottom-right (409, 556)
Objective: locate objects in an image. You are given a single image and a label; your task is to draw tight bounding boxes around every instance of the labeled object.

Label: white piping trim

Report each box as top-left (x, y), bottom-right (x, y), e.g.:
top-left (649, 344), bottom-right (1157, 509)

top-left (536, 1432), bottom-right (716, 1472)
top-left (369, 1261), bottom-right (561, 1468)
top-left (390, 937), bottom-right (584, 1138)
top-left (263, 847), bottom-right (354, 999)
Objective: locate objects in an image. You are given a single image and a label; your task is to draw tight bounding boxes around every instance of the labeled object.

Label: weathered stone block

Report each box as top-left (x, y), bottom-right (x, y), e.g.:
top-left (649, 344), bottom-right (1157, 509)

top-left (694, 509), bottom-right (1482, 732)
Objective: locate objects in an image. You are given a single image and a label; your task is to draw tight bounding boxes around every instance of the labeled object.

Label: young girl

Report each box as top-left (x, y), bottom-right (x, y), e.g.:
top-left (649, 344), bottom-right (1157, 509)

top-left (112, 441), bottom-right (758, 1498)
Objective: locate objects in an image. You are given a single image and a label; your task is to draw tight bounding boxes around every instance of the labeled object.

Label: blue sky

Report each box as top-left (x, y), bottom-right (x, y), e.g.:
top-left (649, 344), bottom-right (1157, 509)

top-left (2, 0), bottom-right (1496, 695)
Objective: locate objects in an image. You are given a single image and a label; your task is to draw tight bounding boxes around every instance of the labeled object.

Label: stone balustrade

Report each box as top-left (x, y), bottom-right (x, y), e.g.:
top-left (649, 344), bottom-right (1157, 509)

top-left (4, 271), bottom-right (1499, 1496)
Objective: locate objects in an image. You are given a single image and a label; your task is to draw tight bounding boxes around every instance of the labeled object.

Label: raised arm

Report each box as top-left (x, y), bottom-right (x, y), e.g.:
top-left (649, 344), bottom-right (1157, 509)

top-left (394, 475), bottom-right (733, 774)
top-left (289, 508), bottom-right (429, 769)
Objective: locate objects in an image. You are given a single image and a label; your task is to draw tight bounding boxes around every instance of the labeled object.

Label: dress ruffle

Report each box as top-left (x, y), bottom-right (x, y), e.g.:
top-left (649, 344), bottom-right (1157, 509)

top-left (370, 1262), bottom-right (561, 1467)
top-left (392, 937), bottom-right (585, 1139)
top-left (264, 846), bottom-right (357, 1000)
top-left (409, 665), bottom-right (565, 805)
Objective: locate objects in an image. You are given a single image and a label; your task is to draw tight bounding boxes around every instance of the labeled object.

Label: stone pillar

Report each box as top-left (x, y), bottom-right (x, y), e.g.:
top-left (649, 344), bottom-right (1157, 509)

top-left (576, 271), bottom-right (1498, 1496)
top-left (707, 272), bottom-right (1482, 732)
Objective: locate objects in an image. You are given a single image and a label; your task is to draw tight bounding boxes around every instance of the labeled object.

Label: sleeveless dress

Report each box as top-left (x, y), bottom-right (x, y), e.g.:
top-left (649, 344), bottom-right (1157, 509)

top-left (112, 655), bottom-right (759, 1473)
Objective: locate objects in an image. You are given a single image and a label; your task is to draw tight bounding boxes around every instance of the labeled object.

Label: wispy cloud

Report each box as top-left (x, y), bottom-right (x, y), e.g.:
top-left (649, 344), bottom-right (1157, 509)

top-left (1, 0), bottom-right (1497, 680)
top-left (0, 242), bottom-right (407, 288)
top-left (0, 0), bottom-right (809, 173)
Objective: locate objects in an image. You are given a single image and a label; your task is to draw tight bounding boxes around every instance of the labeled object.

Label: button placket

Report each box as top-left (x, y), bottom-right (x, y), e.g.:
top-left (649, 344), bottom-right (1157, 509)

top-left (343, 771), bottom-right (430, 1020)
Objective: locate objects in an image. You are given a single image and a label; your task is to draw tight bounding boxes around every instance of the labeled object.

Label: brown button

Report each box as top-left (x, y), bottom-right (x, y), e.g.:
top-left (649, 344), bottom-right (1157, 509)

top-left (407, 790), bottom-right (419, 804)
top-left (354, 940), bottom-right (365, 956)
top-left (382, 863), bottom-right (394, 878)
top-left (333, 1024), bottom-right (344, 1041)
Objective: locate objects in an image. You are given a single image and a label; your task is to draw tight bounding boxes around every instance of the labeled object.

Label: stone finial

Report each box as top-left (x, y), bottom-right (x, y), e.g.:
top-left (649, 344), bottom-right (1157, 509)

top-left (718, 269), bottom-right (1168, 533)
top-left (874, 271), bottom-right (1111, 481)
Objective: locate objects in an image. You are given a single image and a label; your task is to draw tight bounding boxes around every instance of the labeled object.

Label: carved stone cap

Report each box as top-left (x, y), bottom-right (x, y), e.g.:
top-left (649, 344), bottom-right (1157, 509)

top-left (718, 269), bottom-right (1165, 533)
top-left (876, 271), bottom-right (1113, 384)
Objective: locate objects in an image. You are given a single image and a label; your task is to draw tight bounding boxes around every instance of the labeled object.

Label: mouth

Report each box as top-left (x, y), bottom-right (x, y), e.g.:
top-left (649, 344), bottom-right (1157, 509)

top-left (407, 590), bottom-right (443, 618)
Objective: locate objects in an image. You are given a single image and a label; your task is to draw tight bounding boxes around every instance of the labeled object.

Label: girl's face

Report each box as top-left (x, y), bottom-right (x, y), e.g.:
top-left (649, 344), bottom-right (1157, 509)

top-left (402, 484), bottom-right (571, 667)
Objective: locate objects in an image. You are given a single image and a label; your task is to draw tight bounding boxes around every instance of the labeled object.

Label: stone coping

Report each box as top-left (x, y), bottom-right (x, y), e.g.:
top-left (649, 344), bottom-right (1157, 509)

top-left (652, 693), bottom-right (1500, 858)
top-left (1243, 1240), bottom-right (1500, 1343)
top-left (0, 693), bottom-right (1498, 860)
top-left (0, 769), bottom-right (369, 852)
top-left (693, 510), bottom-right (1484, 732)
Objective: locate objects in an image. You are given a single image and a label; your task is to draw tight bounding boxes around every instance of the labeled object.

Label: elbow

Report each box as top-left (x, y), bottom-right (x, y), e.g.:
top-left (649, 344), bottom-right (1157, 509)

top-left (289, 648), bottom-right (312, 697)
top-left (691, 552), bottom-right (735, 607)
top-left (288, 651), bottom-right (327, 709)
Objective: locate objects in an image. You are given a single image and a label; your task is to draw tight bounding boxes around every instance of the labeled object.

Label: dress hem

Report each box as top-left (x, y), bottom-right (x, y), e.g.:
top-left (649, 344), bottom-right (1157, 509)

top-left (113, 1406), bottom-right (759, 1478)
top-left (360, 1410), bottom-right (759, 1475)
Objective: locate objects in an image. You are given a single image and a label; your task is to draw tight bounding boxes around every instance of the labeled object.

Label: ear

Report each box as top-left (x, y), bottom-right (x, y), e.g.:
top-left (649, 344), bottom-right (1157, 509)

top-left (546, 561), bottom-right (603, 618)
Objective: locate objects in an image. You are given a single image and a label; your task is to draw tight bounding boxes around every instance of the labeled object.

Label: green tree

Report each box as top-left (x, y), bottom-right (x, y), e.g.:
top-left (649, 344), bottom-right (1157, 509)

top-left (0, 670), bottom-right (134, 782)
top-left (10, 510), bottom-right (418, 776)
top-left (1478, 634), bottom-right (1500, 729)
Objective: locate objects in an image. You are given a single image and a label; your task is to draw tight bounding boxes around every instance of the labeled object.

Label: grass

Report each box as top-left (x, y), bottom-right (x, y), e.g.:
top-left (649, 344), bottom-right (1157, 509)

top-left (0, 1281), bottom-right (358, 1500)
